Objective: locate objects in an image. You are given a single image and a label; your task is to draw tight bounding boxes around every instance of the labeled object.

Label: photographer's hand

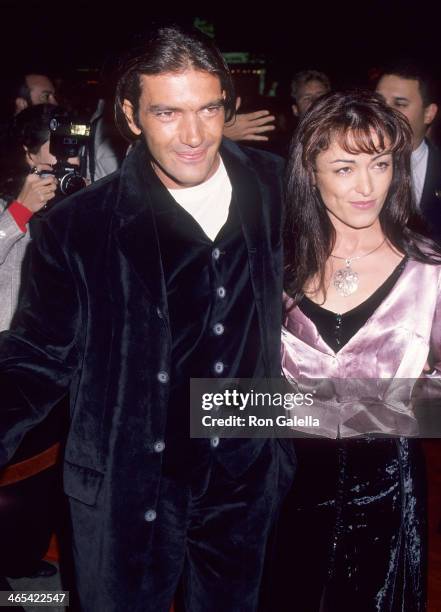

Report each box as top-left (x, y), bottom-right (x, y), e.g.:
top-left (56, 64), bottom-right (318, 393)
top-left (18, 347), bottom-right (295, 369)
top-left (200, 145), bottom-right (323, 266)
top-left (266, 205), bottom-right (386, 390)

top-left (17, 169), bottom-right (58, 213)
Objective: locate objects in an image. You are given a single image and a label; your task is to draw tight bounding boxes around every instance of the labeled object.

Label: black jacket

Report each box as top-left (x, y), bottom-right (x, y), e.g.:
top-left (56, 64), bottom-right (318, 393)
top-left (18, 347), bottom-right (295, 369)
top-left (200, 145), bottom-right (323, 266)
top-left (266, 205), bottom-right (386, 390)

top-left (419, 139), bottom-right (441, 241)
top-left (0, 138), bottom-right (285, 610)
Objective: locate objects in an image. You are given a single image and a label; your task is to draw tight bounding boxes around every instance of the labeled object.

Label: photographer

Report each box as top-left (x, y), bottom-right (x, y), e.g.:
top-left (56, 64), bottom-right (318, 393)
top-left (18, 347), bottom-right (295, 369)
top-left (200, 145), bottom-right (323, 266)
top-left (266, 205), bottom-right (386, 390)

top-left (0, 103), bottom-right (83, 586)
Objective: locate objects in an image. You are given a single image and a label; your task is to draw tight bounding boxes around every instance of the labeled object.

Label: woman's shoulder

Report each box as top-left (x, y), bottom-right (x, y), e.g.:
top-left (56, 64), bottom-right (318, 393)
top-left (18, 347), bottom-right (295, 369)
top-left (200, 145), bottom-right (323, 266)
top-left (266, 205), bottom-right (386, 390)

top-left (403, 257), bottom-right (441, 292)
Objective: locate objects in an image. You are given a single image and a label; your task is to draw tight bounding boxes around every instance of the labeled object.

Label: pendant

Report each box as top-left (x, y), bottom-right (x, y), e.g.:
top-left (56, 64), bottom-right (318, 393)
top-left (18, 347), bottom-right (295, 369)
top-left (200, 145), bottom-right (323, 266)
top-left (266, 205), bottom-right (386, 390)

top-left (333, 263), bottom-right (359, 296)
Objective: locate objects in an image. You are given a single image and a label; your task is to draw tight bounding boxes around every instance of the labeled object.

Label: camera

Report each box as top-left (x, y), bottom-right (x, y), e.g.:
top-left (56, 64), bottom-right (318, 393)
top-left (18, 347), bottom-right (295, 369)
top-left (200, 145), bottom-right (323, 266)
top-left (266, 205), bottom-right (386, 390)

top-left (39, 162), bottom-right (86, 196)
top-left (43, 115), bottom-right (91, 196)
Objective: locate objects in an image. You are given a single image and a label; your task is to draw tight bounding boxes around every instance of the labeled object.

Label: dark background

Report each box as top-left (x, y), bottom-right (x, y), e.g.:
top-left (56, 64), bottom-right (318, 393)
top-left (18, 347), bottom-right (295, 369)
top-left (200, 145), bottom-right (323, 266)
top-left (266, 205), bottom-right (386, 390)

top-left (0, 0), bottom-right (439, 145)
top-left (0, 0), bottom-right (437, 83)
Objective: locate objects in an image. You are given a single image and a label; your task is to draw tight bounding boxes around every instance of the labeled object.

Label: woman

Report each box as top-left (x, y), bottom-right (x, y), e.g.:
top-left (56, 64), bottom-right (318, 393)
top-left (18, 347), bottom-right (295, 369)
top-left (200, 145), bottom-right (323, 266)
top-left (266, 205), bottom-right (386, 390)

top-left (0, 104), bottom-right (74, 583)
top-left (0, 104), bottom-right (60, 329)
top-left (272, 91), bottom-right (441, 611)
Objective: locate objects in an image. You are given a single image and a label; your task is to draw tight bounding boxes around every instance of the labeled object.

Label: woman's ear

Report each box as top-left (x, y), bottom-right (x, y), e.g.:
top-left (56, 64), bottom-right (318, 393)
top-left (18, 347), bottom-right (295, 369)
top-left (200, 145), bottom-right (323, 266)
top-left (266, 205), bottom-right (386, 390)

top-left (23, 145), bottom-right (35, 169)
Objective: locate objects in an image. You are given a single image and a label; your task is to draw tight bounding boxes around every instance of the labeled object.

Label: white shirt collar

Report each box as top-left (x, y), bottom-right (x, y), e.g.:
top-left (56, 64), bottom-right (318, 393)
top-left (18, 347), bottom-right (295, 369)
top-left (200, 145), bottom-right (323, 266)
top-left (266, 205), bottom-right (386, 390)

top-left (411, 139), bottom-right (429, 206)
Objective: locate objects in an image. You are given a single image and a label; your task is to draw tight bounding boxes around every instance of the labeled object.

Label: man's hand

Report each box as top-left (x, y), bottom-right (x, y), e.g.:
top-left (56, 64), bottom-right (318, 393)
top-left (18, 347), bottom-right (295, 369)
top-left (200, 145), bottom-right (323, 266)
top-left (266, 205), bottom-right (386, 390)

top-left (223, 97), bottom-right (276, 142)
top-left (16, 168), bottom-right (58, 213)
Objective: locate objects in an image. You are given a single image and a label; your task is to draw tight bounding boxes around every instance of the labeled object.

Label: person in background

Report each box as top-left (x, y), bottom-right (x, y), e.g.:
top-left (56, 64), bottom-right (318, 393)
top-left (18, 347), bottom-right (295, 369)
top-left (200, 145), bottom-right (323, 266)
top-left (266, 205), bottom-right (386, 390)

top-left (12, 73), bottom-right (58, 115)
top-left (0, 103), bottom-right (78, 588)
top-left (375, 61), bottom-right (441, 240)
top-left (290, 68), bottom-right (331, 119)
top-left (223, 95), bottom-right (276, 142)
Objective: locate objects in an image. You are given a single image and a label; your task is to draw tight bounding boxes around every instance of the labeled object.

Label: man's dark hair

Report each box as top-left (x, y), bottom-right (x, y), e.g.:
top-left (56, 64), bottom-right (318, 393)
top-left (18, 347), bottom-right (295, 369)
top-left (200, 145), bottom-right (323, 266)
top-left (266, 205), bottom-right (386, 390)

top-left (115, 25), bottom-right (235, 141)
top-left (290, 69), bottom-right (331, 101)
top-left (3, 72), bottom-right (54, 116)
top-left (13, 75), bottom-right (32, 106)
top-left (284, 89), bottom-right (441, 303)
top-left (375, 61), bottom-right (439, 107)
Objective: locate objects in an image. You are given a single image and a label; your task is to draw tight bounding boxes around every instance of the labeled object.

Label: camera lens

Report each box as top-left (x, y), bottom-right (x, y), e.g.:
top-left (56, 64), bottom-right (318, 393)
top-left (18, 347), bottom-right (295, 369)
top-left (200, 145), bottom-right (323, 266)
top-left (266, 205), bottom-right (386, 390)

top-left (60, 173), bottom-right (86, 195)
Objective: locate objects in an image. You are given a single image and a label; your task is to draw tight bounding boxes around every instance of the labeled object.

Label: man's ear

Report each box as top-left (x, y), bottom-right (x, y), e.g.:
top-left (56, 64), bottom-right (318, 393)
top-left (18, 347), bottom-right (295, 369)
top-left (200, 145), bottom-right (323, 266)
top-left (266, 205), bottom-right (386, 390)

top-left (424, 103), bottom-right (438, 127)
top-left (15, 97), bottom-right (28, 113)
top-left (291, 103), bottom-right (299, 117)
top-left (122, 99), bottom-right (142, 136)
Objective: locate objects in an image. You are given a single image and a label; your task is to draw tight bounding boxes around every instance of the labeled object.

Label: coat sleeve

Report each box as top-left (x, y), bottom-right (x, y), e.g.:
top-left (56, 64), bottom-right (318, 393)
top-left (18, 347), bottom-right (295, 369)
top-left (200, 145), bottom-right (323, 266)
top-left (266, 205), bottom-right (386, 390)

top-left (0, 207), bottom-right (26, 265)
top-left (0, 218), bottom-right (80, 465)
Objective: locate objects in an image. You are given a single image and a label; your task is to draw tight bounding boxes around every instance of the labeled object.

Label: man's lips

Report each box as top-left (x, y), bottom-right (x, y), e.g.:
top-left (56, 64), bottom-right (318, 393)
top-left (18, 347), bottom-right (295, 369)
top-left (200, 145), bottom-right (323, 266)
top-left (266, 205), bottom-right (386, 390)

top-left (175, 149), bottom-right (208, 162)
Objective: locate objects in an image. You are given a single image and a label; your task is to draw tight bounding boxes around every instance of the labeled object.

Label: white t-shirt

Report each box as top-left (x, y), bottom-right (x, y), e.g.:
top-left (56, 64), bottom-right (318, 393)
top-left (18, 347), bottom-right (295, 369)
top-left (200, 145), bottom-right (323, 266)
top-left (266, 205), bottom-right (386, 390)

top-left (168, 156), bottom-right (232, 241)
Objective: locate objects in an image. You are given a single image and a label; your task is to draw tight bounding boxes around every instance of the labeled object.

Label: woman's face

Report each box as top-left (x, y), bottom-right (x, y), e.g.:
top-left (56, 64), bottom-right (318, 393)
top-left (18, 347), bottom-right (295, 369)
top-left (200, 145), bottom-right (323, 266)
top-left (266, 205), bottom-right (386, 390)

top-left (25, 140), bottom-right (80, 171)
top-left (313, 133), bottom-right (393, 230)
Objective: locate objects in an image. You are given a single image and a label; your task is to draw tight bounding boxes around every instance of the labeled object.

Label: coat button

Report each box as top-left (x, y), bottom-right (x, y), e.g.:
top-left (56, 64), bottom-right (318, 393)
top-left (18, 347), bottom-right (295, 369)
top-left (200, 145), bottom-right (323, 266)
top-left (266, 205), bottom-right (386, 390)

top-left (156, 307), bottom-right (163, 319)
top-left (213, 361), bottom-right (224, 374)
top-left (157, 371), bottom-right (169, 383)
top-left (212, 248), bottom-right (221, 260)
top-left (213, 323), bottom-right (224, 336)
top-left (217, 286), bottom-right (226, 298)
top-left (144, 509), bottom-right (157, 522)
top-left (153, 440), bottom-right (165, 453)
top-left (211, 436), bottom-right (220, 448)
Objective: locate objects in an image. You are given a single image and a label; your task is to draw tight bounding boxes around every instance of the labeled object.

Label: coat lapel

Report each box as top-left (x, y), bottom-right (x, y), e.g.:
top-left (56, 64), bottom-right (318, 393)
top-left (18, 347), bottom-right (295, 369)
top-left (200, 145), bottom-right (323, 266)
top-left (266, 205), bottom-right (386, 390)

top-left (114, 142), bottom-right (168, 312)
top-left (221, 141), bottom-right (264, 252)
top-left (221, 141), bottom-right (272, 372)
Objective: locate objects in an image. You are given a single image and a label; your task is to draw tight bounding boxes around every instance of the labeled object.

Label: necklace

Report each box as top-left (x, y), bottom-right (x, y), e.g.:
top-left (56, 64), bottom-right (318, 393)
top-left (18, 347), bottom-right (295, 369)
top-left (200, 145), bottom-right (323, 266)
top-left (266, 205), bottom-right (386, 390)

top-left (330, 238), bottom-right (386, 297)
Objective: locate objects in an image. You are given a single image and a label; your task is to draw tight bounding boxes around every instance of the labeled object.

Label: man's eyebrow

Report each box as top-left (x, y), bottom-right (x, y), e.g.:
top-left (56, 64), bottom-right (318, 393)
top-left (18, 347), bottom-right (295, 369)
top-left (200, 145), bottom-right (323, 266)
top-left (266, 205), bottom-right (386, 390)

top-left (149, 104), bottom-right (180, 112)
top-left (201, 98), bottom-right (225, 108)
top-left (393, 96), bottom-right (409, 103)
top-left (148, 98), bottom-right (225, 113)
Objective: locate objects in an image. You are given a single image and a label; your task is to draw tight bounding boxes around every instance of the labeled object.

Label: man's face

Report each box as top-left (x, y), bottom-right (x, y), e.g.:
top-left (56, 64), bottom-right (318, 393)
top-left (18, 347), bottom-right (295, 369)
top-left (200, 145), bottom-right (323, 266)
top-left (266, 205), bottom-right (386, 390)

top-left (123, 69), bottom-right (226, 189)
top-left (292, 79), bottom-right (329, 117)
top-left (376, 74), bottom-right (437, 150)
top-left (26, 74), bottom-right (57, 105)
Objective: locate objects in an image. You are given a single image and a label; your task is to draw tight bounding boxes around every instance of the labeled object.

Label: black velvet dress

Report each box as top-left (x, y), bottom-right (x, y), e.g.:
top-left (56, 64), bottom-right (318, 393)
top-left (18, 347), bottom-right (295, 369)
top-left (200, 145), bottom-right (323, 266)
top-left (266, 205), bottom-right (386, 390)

top-left (263, 262), bottom-right (427, 612)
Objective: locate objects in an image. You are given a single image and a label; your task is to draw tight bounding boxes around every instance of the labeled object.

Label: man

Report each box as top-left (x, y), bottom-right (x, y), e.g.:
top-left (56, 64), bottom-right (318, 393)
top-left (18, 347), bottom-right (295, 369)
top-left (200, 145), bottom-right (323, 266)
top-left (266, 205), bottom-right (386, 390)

top-left (376, 63), bottom-right (441, 239)
top-left (0, 73), bottom-right (58, 158)
top-left (0, 27), bottom-right (294, 611)
top-left (13, 73), bottom-right (58, 114)
top-left (291, 69), bottom-right (331, 118)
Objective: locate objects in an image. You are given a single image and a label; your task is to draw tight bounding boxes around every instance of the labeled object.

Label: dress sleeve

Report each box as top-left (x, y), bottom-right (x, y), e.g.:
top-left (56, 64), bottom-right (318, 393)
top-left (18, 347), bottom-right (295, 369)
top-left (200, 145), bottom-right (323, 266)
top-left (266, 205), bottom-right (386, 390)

top-left (428, 268), bottom-right (441, 373)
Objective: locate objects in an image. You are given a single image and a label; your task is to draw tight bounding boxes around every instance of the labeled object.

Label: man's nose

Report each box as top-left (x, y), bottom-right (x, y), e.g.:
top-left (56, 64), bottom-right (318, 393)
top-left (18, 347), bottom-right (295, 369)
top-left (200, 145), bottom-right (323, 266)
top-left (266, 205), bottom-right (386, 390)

top-left (180, 113), bottom-right (203, 148)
